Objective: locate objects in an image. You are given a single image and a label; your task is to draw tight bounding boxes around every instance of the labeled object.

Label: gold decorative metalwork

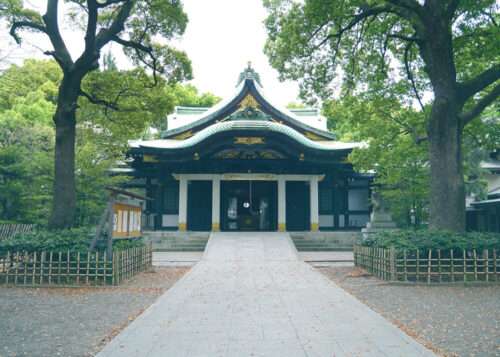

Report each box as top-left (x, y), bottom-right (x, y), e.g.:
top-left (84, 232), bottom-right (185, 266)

top-left (238, 94), bottom-right (259, 110)
top-left (299, 153), bottom-right (305, 161)
top-left (173, 130), bottom-right (194, 140)
top-left (304, 131), bottom-right (323, 141)
top-left (260, 150), bottom-right (283, 160)
top-left (214, 150), bottom-right (240, 159)
top-left (234, 137), bottom-right (265, 145)
top-left (143, 154), bottom-right (159, 163)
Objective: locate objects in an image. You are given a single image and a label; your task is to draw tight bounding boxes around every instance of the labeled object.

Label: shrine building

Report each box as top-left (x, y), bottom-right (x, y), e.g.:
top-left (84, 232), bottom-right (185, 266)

top-left (126, 65), bottom-right (372, 233)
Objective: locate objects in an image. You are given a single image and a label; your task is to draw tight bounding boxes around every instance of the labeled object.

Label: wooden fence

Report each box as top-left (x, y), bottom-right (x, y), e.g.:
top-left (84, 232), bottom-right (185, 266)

top-left (354, 245), bottom-right (499, 283)
top-left (0, 224), bottom-right (35, 241)
top-left (0, 244), bottom-right (152, 287)
top-left (112, 245), bottom-right (153, 285)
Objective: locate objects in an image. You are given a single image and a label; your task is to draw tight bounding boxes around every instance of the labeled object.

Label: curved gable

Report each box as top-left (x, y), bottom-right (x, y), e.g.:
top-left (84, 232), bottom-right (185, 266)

top-left (161, 67), bottom-right (335, 141)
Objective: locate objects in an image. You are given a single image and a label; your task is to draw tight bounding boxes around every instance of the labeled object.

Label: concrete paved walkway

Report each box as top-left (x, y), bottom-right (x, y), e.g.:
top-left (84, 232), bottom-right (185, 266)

top-left (98, 233), bottom-right (435, 357)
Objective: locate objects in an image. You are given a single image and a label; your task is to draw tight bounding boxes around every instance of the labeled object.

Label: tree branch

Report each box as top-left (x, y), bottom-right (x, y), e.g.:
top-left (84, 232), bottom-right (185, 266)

top-left (386, 0), bottom-right (422, 12)
top-left (111, 35), bottom-right (152, 54)
top-left (79, 89), bottom-right (119, 111)
top-left (97, 0), bottom-right (128, 7)
top-left (310, 5), bottom-right (394, 53)
top-left (385, 0), bottom-right (425, 20)
top-left (403, 41), bottom-right (426, 114)
top-left (458, 64), bottom-right (500, 102)
top-left (42, 0), bottom-right (73, 69)
top-left (480, 9), bottom-right (498, 27)
top-left (9, 21), bottom-right (47, 44)
top-left (84, 1), bottom-right (98, 54)
top-left (95, 1), bottom-right (135, 50)
top-left (460, 83), bottom-right (500, 126)
top-left (111, 35), bottom-right (160, 86)
top-left (387, 33), bottom-right (420, 43)
top-left (446, 0), bottom-right (460, 20)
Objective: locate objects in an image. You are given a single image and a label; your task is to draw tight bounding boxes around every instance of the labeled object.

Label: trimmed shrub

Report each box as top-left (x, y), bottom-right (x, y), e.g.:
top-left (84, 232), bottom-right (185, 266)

top-left (362, 229), bottom-right (500, 250)
top-left (0, 227), bottom-right (145, 254)
top-left (112, 238), bottom-right (146, 251)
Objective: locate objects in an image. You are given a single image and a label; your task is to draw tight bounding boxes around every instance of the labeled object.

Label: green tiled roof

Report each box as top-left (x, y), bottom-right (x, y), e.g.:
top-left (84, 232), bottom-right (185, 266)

top-left (175, 106), bottom-right (210, 115)
top-left (289, 109), bottom-right (319, 116)
top-left (174, 106), bottom-right (318, 118)
top-left (131, 120), bottom-right (361, 152)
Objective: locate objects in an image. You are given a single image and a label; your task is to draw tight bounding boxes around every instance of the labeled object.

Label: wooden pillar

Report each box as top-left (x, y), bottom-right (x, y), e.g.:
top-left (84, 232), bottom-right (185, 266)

top-left (278, 177), bottom-right (286, 232)
top-left (106, 194), bottom-right (115, 260)
top-left (310, 176), bottom-right (319, 231)
top-left (178, 177), bottom-right (188, 231)
top-left (212, 177), bottom-right (221, 231)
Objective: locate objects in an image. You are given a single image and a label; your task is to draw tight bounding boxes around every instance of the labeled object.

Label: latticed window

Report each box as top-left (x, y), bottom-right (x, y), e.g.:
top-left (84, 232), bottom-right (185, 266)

top-left (162, 182), bottom-right (179, 214)
top-left (319, 186), bottom-right (333, 213)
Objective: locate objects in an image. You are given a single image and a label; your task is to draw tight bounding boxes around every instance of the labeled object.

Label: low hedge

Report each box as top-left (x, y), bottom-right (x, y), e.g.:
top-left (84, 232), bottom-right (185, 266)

top-left (0, 227), bottom-right (145, 254)
top-left (362, 229), bottom-right (500, 251)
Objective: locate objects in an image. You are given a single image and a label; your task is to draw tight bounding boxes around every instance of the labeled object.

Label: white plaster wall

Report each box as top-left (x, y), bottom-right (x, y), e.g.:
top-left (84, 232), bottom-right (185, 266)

top-left (162, 214), bottom-right (179, 227)
top-left (485, 172), bottom-right (500, 193)
top-left (319, 215), bottom-right (334, 227)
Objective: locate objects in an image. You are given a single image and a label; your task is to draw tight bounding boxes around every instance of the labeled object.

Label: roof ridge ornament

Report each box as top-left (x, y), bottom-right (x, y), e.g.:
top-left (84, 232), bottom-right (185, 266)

top-left (237, 61), bottom-right (263, 88)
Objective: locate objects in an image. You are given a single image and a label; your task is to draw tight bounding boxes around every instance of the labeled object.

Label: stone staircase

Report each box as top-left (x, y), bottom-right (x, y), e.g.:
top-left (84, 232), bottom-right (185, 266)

top-left (289, 232), bottom-right (359, 251)
top-left (143, 231), bottom-right (209, 252)
top-left (143, 231), bottom-right (360, 252)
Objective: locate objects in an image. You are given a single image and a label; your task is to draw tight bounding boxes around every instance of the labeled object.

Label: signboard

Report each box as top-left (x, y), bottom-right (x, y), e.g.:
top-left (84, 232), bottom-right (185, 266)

top-left (112, 203), bottom-right (142, 238)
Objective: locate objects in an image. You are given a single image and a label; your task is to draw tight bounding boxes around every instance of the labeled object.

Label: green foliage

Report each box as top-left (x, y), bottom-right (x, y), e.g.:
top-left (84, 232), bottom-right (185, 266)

top-left (324, 94), bottom-right (429, 227)
top-left (2, 0), bottom-right (193, 228)
top-left (0, 61), bottom-right (55, 223)
top-left (0, 227), bottom-right (93, 254)
top-left (113, 238), bottom-right (146, 251)
top-left (323, 86), bottom-right (500, 228)
top-left (169, 83), bottom-right (221, 108)
top-left (0, 59), bottom-right (219, 226)
top-left (0, 227), bottom-right (146, 254)
top-left (0, 59), bottom-right (60, 110)
top-left (286, 102), bottom-right (306, 109)
top-left (362, 229), bottom-right (500, 251)
top-left (264, 1), bottom-right (500, 231)
top-left (264, 0), bottom-right (499, 103)
top-left (154, 83), bottom-right (221, 131)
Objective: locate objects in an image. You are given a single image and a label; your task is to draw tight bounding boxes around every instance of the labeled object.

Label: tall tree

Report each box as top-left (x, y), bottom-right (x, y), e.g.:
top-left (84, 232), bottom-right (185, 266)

top-left (1, 0), bottom-right (192, 228)
top-left (264, 0), bottom-right (500, 231)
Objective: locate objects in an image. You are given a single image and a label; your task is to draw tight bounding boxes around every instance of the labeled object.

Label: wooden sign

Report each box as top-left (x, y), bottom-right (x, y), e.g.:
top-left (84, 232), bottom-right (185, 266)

top-left (112, 203), bottom-right (142, 238)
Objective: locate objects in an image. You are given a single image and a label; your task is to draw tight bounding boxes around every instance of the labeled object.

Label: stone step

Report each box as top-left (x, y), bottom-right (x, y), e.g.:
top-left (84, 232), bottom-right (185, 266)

top-left (294, 247), bottom-right (353, 252)
top-left (294, 242), bottom-right (352, 246)
top-left (292, 243), bottom-right (353, 248)
top-left (154, 247), bottom-right (206, 252)
top-left (159, 241), bottom-right (208, 245)
top-left (149, 238), bottom-right (209, 243)
top-left (156, 242), bottom-right (208, 248)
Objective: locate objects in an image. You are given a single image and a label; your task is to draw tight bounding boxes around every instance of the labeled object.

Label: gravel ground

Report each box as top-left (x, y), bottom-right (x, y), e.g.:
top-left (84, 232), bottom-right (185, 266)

top-left (0, 267), bottom-right (189, 357)
top-left (317, 266), bottom-right (500, 357)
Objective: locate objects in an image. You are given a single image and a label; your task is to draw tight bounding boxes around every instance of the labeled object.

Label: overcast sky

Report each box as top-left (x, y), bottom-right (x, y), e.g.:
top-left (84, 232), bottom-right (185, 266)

top-left (2, 0), bottom-right (301, 107)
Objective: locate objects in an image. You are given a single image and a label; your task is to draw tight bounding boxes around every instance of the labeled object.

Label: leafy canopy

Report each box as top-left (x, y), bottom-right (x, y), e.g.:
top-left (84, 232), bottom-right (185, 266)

top-left (0, 59), bottom-right (220, 225)
top-left (0, 0), bottom-right (192, 84)
top-left (264, 0), bottom-right (499, 107)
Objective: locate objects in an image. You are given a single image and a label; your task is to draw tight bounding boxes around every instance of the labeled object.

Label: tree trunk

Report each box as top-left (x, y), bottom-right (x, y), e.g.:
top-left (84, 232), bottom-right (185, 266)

top-left (48, 78), bottom-right (80, 229)
top-left (427, 98), bottom-right (465, 231)
top-left (420, 10), bottom-right (466, 232)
